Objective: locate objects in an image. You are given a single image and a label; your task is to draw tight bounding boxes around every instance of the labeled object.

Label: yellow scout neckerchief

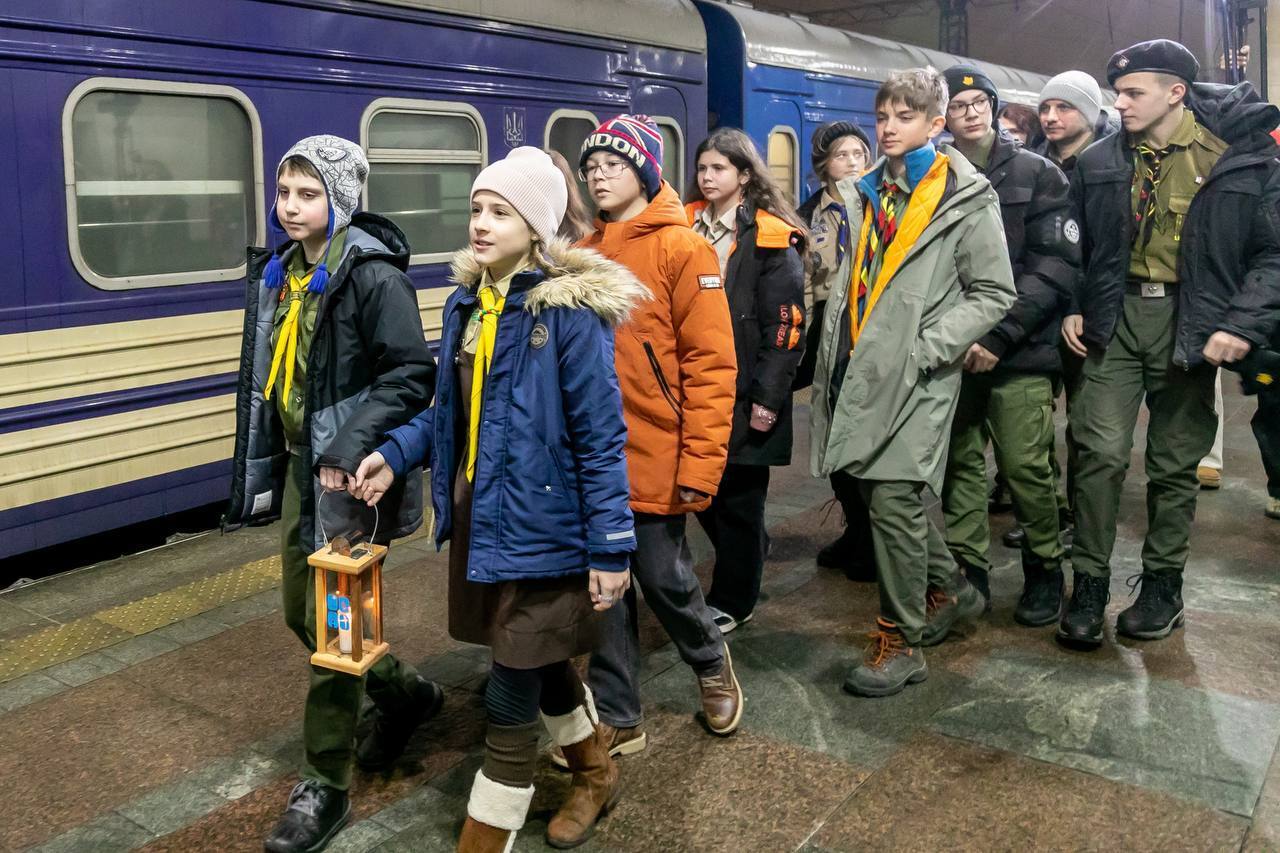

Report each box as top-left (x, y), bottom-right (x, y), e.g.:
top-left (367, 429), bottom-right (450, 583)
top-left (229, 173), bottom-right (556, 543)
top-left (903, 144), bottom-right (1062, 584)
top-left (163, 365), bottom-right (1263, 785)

top-left (264, 269), bottom-right (314, 410)
top-left (465, 279), bottom-right (507, 482)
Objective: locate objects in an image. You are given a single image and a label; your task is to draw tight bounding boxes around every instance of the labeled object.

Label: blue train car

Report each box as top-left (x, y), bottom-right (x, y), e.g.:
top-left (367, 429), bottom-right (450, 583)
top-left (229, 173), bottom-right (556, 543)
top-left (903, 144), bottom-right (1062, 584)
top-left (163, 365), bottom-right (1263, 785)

top-left (695, 0), bottom-right (1053, 201)
top-left (0, 0), bottom-right (707, 558)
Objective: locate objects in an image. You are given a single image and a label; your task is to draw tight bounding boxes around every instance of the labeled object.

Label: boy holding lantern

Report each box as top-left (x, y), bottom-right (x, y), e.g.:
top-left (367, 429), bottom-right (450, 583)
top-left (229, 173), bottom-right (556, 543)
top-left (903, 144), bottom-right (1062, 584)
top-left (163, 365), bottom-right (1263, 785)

top-left (224, 134), bottom-right (442, 853)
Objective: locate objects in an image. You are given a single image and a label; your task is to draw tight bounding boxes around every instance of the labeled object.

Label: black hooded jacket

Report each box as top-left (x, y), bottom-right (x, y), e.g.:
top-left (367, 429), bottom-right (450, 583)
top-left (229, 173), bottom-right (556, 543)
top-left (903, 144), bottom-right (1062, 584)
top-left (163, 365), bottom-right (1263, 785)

top-left (224, 212), bottom-right (435, 549)
top-left (1068, 82), bottom-right (1280, 366)
top-left (1031, 112), bottom-right (1121, 176)
top-left (974, 130), bottom-right (1079, 374)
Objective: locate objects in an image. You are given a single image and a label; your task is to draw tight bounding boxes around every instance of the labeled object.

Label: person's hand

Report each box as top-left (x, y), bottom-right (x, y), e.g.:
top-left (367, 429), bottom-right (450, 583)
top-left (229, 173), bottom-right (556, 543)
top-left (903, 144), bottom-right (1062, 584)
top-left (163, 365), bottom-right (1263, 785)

top-left (352, 452), bottom-right (396, 506)
top-left (590, 569), bottom-right (631, 611)
top-left (749, 403), bottom-right (778, 432)
top-left (1203, 330), bottom-right (1251, 366)
top-left (679, 487), bottom-right (710, 504)
top-left (319, 466), bottom-right (349, 492)
top-left (1062, 314), bottom-right (1088, 358)
top-left (963, 343), bottom-right (1000, 373)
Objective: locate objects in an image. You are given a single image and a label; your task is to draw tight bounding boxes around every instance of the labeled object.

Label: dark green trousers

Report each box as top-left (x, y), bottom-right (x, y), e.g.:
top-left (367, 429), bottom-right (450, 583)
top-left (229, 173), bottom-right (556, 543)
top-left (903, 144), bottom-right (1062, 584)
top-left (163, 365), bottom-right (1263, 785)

top-left (943, 372), bottom-right (1063, 572)
top-left (1070, 294), bottom-right (1217, 579)
top-left (857, 479), bottom-right (957, 646)
top-left (281, 454), bottom-right (420, 789)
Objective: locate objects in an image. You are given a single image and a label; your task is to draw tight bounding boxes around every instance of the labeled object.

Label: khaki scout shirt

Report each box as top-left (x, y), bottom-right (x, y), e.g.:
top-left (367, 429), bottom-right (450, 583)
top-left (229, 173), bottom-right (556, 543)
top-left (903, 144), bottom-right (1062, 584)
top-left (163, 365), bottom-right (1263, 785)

top-left (1128, 109), bottom-right (1228, 284)
top-left (692, 203), bottom-right (738, 276)
top-left (807, 186), bottom-right (846, 307)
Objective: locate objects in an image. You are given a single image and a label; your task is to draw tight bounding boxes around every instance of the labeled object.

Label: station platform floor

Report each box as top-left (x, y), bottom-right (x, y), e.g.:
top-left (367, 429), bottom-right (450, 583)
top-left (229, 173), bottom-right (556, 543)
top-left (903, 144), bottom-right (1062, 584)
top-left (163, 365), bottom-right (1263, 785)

top-left (2, 386), bottom-right (1278, 852)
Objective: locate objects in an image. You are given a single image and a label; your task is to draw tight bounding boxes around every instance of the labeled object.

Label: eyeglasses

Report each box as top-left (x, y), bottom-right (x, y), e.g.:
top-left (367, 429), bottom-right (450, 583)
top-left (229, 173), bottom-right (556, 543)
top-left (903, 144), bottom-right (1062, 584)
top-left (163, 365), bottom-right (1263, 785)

top-left (578, 160), bottom-right (629, 181)
top-left (946, 97), bottom-right (992, 118)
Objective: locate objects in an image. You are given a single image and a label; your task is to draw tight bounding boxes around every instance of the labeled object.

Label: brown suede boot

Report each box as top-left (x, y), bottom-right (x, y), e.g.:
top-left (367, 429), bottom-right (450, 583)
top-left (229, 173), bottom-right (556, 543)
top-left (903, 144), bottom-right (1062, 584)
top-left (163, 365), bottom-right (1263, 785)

top-left (545, 724), bottom-right (621, 849)
top-left (456, 770), bottom-right (533, 853)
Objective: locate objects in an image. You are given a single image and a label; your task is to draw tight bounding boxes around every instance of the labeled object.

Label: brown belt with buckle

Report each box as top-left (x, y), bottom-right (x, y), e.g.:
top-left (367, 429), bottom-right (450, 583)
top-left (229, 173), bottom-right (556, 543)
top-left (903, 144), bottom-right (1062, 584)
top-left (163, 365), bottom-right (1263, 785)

top-left (1125, 281), bottom-right (1178, 298)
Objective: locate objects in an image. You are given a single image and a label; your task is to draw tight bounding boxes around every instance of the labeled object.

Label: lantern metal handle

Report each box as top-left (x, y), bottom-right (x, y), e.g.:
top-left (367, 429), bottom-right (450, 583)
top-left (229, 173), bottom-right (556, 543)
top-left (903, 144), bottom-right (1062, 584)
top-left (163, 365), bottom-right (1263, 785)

top-left (316, 486), bottom-right (379, 549)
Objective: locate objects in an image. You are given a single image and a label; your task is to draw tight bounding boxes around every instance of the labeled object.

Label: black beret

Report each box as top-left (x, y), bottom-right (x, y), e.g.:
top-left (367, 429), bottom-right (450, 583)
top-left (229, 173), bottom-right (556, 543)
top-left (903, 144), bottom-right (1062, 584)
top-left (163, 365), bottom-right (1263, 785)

top-left (810, 121), bottom-right (871, 169)
top-left (1107, 39), bottom-right (1199, 86)
top-left (943, 64), bottom-right (1000, 111)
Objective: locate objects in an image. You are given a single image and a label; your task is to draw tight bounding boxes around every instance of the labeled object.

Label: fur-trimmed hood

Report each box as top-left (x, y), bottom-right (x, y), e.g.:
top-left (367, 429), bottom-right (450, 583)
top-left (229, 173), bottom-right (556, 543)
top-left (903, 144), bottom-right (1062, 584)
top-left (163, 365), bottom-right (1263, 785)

top-left (449, 238), bottom-right (650, 328)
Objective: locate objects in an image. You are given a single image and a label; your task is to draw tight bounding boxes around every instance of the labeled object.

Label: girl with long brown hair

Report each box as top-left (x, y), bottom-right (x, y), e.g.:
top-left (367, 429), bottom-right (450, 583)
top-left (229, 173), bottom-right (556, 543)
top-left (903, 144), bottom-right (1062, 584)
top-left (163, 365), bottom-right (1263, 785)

top-left (683, 127), bottom-right (807, 633)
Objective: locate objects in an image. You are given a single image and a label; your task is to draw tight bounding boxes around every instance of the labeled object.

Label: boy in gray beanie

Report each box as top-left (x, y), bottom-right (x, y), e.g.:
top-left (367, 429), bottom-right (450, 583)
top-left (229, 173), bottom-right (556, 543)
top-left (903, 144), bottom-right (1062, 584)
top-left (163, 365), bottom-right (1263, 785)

top-left (226, 133), bottom-right (442, 853)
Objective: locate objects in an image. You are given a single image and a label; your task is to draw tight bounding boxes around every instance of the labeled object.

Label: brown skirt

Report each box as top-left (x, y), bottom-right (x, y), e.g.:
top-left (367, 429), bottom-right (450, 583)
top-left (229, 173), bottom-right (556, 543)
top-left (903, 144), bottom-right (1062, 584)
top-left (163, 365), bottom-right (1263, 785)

top-left (447, 351), bottom-right (598, 669)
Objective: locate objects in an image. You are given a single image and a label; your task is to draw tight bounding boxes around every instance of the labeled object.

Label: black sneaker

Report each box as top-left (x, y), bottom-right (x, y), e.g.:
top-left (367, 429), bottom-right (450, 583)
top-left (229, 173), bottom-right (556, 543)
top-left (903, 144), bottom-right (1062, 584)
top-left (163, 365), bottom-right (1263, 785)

top-left (1056, 572), bottom-right (1110, 648)
top-left (356, 676), bottom-right (445, 771)
top-left (1014, 558), bottom-right (1065, 627)
top-left (263, 780), bottom-right (350, 853)
top-left (1002, 526), bottom-right (1027, 547)
top-left (1116, 572), bottom-right (1185, 640)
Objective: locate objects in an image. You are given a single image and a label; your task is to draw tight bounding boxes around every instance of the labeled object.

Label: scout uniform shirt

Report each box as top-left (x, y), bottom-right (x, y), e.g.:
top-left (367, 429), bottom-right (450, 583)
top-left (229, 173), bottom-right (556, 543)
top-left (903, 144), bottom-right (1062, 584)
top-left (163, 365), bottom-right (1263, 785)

top-left (693, 202), bottom-right (738, 276)
top-left (1128, 109), bottom-right (1227, 284)
top-left (809, 186), bottom-right (848, 306)
top-left (268, 230), bottom-right (347, 448)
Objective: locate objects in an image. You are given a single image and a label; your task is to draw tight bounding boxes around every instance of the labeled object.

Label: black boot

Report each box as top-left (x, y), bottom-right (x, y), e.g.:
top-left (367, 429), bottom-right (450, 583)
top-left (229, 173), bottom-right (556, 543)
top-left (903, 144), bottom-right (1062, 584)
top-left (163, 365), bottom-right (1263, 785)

top-left (957, 559), bottom-right (991, 613)
top-left (818, 531), bottom-right (878, 582)
top-left (989, 480), bottom-right (1013, 513)
top-left (356, 675), bottom-right (445, 771)
top-left (1116, 572), bottom-right (1185, 640)
top-left (1056, 572), bottom-right (1110, 648)
top-left (1014, 556), bottom-right (1064, 627)
top-left (817, 531), bottom-right (855, 570)
top-left (263, 780), bottom-right (350, 853)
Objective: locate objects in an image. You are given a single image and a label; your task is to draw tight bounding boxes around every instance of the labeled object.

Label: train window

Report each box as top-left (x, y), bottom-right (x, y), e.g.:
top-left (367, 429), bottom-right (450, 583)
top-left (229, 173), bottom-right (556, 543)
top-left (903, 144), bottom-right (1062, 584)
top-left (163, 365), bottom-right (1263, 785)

top-left (545, 110), bottom-right (599, 204)
top-left (767, 127), bottom-right (800, 204)
top-left (651, 117), bottom-right (685, 197)
top-left (362, 99), bottom-right (487, 264)
top-left (63, 78), bottom-right (264, 290)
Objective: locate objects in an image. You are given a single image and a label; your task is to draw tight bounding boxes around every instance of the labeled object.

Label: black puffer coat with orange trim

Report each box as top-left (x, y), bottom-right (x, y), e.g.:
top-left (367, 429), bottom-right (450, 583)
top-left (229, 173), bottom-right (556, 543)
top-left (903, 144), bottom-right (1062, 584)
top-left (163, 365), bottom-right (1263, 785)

top-left (687, 201), bottom-right (806, 466)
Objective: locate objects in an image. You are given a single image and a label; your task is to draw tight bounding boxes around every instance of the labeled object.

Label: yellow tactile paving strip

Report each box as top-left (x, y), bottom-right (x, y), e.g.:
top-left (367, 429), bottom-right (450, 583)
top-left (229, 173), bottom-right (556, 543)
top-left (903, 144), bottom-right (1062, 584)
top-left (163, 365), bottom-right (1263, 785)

top-left (0, 556), bottom-right (281, 684)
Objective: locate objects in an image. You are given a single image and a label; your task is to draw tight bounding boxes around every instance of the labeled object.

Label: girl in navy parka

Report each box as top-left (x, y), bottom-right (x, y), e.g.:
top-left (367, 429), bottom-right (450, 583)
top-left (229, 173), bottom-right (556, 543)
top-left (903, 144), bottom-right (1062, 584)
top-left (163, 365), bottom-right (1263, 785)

top-left (352, 147), bottom-right (647, 851)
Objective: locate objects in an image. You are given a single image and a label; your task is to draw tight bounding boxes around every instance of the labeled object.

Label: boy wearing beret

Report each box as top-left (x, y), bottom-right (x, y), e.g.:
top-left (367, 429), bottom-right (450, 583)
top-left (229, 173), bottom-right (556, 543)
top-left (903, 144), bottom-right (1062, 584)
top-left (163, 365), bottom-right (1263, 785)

top-left (1061, 39), bottom-right (1280, 647)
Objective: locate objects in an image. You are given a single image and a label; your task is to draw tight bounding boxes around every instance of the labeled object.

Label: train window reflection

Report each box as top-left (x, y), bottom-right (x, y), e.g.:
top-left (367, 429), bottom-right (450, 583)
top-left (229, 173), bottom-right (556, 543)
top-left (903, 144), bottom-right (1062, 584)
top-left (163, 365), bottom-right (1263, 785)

top-left (362, 100), bottom-right (487, 264)
top-left (652, 118), bottom-right (685, 199)
top-left (545, 110), bottom-right (599, 205)
top-left (64, 80), bottom-right (263, 289)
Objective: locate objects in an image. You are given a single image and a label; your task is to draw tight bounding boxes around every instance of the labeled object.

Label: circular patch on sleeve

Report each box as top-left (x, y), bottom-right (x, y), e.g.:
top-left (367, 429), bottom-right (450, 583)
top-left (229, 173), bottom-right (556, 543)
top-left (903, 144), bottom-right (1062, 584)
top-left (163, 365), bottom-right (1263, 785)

top-left (531, 323), bottom-right (549, 349)
top-left (1064, 219), bottom-right (1081, 244)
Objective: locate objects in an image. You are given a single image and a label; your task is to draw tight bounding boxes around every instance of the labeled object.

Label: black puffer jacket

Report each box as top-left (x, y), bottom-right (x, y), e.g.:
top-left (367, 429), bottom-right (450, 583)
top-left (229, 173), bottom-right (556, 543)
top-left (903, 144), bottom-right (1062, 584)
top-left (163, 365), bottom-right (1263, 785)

top-left (975, 131), bottom-right (1079, 374)
top-left (224, 213), bottom-right (435, 549)
top-left (688, 200), bottom-right (806, 466)
top-left (1068, 82), bottom-right (1280, 366)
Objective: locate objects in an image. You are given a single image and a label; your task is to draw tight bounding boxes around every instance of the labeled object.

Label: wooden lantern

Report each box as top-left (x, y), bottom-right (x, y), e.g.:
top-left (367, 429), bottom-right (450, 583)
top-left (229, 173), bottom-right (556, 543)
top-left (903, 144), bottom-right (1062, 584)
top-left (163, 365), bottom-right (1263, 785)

top-left (309, 538), bottom-right (389, 675)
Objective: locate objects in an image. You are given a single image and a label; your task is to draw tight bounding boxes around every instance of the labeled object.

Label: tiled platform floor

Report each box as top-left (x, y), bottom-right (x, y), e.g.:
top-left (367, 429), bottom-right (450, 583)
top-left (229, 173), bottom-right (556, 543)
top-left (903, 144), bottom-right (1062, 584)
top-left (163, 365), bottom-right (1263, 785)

top-left (2, 386), bottom-right (1278, 853)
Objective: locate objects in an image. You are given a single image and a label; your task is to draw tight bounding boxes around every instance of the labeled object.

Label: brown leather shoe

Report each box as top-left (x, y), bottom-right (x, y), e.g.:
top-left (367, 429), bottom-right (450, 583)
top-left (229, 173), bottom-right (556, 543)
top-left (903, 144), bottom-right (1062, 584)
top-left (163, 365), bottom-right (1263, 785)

top-left (546, 725), bottom-right (621, 849)
top-left (698, 643), bottom-right (743, 736)
top-left (457, 815), bottom-right (513, 853)
top-left (549, 723), bottom-right (647, 769)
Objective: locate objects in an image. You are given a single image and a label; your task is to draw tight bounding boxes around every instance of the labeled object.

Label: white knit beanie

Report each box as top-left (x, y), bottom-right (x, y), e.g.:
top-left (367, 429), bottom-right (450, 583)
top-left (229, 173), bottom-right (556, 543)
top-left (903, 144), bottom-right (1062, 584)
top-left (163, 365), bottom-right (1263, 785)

top-left (1038, 71), bottom-right (1104, 128)
top-left (470, 147), bottom-right (567, 245)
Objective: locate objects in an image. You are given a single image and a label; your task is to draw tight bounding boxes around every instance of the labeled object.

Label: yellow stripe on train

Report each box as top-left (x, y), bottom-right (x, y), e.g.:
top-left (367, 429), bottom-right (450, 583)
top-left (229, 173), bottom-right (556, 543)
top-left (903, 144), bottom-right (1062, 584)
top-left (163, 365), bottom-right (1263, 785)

top-left (0, 288), bottom-right (449, 510)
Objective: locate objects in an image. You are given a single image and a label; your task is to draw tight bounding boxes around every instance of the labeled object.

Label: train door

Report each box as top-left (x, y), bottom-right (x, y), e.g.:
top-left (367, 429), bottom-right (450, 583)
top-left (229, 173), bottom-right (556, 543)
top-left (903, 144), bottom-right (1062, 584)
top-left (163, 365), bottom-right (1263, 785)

top-left (754, 97), bottom-right (804, 205)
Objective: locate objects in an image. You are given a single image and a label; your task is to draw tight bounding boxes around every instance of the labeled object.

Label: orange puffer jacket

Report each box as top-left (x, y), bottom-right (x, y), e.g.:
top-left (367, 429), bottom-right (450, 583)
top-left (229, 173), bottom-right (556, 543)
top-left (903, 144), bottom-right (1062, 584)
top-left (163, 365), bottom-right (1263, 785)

top-left (580, 182), bottom-right (737, 515)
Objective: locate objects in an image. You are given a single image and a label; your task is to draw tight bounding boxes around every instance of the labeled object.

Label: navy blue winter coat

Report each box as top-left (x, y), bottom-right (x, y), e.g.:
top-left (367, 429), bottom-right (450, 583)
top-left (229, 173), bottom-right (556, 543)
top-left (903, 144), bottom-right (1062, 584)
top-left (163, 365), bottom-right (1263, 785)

top-left (377, 242), bottom-right (649, 583)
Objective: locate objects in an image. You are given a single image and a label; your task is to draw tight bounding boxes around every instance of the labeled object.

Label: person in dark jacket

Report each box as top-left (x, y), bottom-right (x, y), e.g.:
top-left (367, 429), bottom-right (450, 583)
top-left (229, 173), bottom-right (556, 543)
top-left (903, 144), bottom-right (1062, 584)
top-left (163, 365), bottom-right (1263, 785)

top-left (939, 65), bottom-right (1080, 629)
top-left (354, 148), bottom-right (645, 851)
top-left (1060, 40), bottom-right (1280, 648)
top-left (223, 135), bottom-right (442, 853)
top-left (684, 128), bottom-right (807, 632)
top-left (1034, 71), bottom-right (1117, 177)
top-left (796, 121), bottom-right (879, 583)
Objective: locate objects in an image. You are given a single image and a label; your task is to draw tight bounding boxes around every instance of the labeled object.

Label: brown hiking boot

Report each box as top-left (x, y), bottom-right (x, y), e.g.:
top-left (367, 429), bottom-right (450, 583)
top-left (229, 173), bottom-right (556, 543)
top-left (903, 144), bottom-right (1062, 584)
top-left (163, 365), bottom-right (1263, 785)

top-left (698, 643), bottom-right (744, 736)
top-left (548, 723), bottom-right (647, 769)
top-left (546, 725), bottom-right (621, 849)
top-left (456, 770), bottom-right (532, 853)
